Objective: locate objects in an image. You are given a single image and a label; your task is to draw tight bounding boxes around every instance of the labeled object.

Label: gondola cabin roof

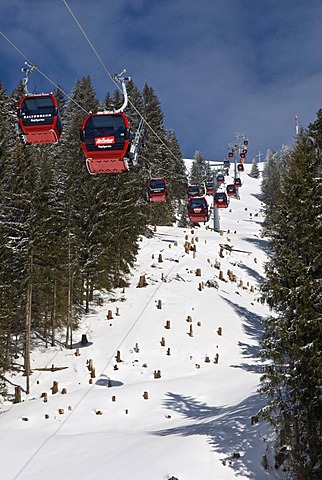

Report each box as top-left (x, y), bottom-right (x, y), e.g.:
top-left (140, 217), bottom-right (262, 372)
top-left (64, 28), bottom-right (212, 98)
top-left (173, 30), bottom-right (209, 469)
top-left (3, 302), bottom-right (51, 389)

top-left (17, 94), bottom-right (63, 144)
top-left (80, 112), bottom-right (131, 174)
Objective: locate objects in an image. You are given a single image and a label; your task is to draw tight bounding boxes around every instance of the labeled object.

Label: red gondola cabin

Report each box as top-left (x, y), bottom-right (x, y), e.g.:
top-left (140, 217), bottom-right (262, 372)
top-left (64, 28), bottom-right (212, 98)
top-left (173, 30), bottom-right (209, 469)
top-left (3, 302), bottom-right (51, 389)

top-left (237, 163), bottom-right (244, 172)
top-left (228, 151), bottom-right (234, 158)
top-left (216, 174), bottom-right (225, 184)
top-left (187, 197), bottom-right (209, 223)
top-left (187, 184), bottom-right (201, 199)
top-left (214, 191), bottom-right (229, 208)
top-left (234, 177), bottom-right (242, 187)
top-left (224, 160), bottom-right (230, 169)
top-left (17, 94), bottom-right (63, 144)
top-left (226, 184), bottom-right (237, 197)
top-left (147, 178), bottom-right (167, 202)
top-left (80, 112), bottom-right (132, 174)
top-left (205, 182), bottom-right (214, 195)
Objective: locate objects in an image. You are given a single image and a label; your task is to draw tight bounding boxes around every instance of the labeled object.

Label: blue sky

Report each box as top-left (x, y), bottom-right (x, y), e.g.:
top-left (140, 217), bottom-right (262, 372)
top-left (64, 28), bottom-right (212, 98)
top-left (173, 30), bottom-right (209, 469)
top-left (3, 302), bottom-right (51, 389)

top-left (1, 0), bottom-right (322, 162)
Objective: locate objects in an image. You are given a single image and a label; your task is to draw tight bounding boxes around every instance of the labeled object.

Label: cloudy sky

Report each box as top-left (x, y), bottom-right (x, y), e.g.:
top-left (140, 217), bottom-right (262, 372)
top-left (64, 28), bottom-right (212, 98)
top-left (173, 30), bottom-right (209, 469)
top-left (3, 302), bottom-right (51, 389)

top-left (1, 0), bottom-right (322, 161)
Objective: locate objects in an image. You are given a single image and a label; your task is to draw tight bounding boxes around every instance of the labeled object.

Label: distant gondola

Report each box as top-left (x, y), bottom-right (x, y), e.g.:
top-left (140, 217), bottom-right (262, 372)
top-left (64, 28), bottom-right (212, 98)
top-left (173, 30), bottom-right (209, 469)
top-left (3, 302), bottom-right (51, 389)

top-left (216, 174), bottom-right (225, 184)
top-left (214, 191), bottom-right (229, 208)
top-left (226, 184), bottom-right (237, 197)
top-left (234, 177), bottom-right (242, 187)
top-left (223, 160), bottom-right (230, 169)
top-left (237, 163), bottom-right (244, 172)
top-left (147, 177), bottom-right (167, 202)
top-left (187, 197), bottom-right (209, 223)
top-left (205, 182), bottom-right (214, 195)
top-left (17, 94), bottom-right (63, 144)
top-left (187, 184), bottom-right (201, 199)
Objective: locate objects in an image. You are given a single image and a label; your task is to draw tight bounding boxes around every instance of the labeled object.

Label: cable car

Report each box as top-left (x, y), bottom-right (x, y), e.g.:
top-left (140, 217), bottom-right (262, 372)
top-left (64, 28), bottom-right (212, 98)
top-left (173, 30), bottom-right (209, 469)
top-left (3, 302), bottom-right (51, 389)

top-left (216, 174), bottom-right (225, 185)
top-left (224, 160), bottom-right (230, 169)
top-left (234, 177), bottom-right (242, 187)
top-left (214, 191), bottom-right (229, 208)
top-left (237, 163), bottom-right (244, 172)
top-left (187, 184), bottom-right (201, 199)
top-left (80, 112), bottom-right (134, 174)
top-left (147, 177), bottom-right (167, 202)
top-left (187, 197), bottom-right (209, 223)
top-left (244, 140), bottom-right (248, 147)
top-left (17, 94), bottom-right (63, 144)
top-left (205, 182), bottom-right (214, 195)
top-left (228, 151), bottom-right (234, 158)
top-left (226, 184), bottom-right (237, 197)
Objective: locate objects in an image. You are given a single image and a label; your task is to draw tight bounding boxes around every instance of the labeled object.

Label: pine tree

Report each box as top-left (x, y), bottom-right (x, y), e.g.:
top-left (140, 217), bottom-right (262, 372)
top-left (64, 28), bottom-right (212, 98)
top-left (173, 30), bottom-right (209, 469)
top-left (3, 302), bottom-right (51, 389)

top-left (249, 158), bottom-right (260, 178)
top-left (261, 129), bottom-right (322, 478)
top-left (190, 150), bottom-right (208, 188)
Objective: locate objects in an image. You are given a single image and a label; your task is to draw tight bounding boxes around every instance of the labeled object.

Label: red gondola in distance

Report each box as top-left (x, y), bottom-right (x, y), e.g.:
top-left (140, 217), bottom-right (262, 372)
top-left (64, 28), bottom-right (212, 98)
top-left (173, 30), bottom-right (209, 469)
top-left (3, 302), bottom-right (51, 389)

top-left (234, 177), bottom-right (242, 187)
top-left (187, 196), bottom-right (209, 223)
top-left (187, 184), bottom-right (201, 199)
top-left (216, 174), bottom-right (225, 184)
top-left (214, 191), bottom-right (229, 208)
top-left (17, 94), bottom-right (63, 144)
top-left (80, 112), bottom-right (131, 174)
top-left (226, 184), bottom-right (237, 197)
top-left (147, 178), bottom-right (167, 202)
top-left (237, 163), bottom-right (244, 172)
top-left (205, 182), bottom-right (214, 195)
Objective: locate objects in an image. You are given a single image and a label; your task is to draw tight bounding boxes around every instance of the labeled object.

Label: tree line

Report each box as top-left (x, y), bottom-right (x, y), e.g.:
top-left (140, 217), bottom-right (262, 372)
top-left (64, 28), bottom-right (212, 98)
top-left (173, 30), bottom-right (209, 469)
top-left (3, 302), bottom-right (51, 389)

top-left (260, 113), bottom-right (322, 478)
top-left (0, 76), bottom-right (187, 394)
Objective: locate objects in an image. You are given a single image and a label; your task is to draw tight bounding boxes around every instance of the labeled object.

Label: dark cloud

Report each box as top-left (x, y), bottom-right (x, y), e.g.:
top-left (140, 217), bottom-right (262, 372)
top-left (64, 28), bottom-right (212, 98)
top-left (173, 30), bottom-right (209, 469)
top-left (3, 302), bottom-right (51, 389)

top-left (1, 0), bottom-right (322, 160)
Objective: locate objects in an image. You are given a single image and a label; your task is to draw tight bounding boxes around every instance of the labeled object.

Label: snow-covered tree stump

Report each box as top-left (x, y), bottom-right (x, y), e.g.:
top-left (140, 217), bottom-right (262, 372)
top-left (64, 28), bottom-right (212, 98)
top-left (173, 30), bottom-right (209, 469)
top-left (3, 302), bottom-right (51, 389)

top-left (52, 381), bottom-right (59, 394)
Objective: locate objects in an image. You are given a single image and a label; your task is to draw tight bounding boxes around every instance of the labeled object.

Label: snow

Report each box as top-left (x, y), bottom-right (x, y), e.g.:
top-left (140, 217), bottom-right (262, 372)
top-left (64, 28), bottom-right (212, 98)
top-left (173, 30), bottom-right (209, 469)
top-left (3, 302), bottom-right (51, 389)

top-left (0, 164), bottom-right (284, 480)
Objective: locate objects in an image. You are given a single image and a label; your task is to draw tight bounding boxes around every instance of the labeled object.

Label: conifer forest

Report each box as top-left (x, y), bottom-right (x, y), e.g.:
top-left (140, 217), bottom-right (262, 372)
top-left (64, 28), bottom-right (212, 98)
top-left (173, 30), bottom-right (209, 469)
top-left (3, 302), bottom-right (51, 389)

top-left (0, 75), bottom-right (321, 479)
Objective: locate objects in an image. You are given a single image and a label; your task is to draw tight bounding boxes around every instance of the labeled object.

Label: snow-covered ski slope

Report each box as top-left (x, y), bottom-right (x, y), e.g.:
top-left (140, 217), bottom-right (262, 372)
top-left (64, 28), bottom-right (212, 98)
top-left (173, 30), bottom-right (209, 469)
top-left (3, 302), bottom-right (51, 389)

top-left (0, 164), bottom-right (284, 480)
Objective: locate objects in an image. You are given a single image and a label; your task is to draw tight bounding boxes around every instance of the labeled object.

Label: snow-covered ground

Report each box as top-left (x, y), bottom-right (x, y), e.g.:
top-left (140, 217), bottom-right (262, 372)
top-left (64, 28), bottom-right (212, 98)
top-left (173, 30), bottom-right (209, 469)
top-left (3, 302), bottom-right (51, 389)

top-left (0, 164), bottom-right (284, 480)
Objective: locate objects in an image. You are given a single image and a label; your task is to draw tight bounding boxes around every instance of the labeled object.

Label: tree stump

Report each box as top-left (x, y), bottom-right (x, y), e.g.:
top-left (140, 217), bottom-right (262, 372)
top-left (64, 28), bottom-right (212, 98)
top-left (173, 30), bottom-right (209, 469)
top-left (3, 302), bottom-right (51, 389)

top-left (112, 395), bottom-right (116, 402)
top-left (75, 348), bottom-right (80, 356)
top-left (157, 299), bottom-right (162, 309)
top-left (158, 253), bottom-right (163, 263)
top-left (165, 320), bottom-right (171, 329)
top-left (116, 351), bottom-right (121, 363)
top-left (166, 348), bottom-right (171, 356)
top-left (143, 391), bottom-right (149, 399)
top-left (115, 307), bottom-right (120, 316)
top-left (196, 268), bottom-right (201, 276)
top-left (58, 408), bottom-right (64, 415)
top-left (138, 275), bottom-right (147, 288)
top-left (61, 388), bottom-right (67, 394)
top-left (52, 381), bottom-right (59, 394)
top-left (217, 327), bottom-right (222, 336)
top-left (90, 368), bottom-right (96, 379)
top-left (214, 353), bottom-right (219, 364)
top-left (14, 386), bottom-right (22, 404)
top-left (160, 337), bottom-right (166, 346)
top-left (107, 310), bottom-right (113, 320)
top-left (189, 324), bottom-right (193, 337)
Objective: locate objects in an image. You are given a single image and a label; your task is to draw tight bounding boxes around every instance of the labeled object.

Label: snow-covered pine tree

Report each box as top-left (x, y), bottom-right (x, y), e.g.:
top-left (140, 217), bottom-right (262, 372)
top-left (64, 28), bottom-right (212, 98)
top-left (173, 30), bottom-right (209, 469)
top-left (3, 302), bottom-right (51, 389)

top-left (249, 158), bottom-right (260, 178)
top-left (261, 128), bottom-right (322, 479)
